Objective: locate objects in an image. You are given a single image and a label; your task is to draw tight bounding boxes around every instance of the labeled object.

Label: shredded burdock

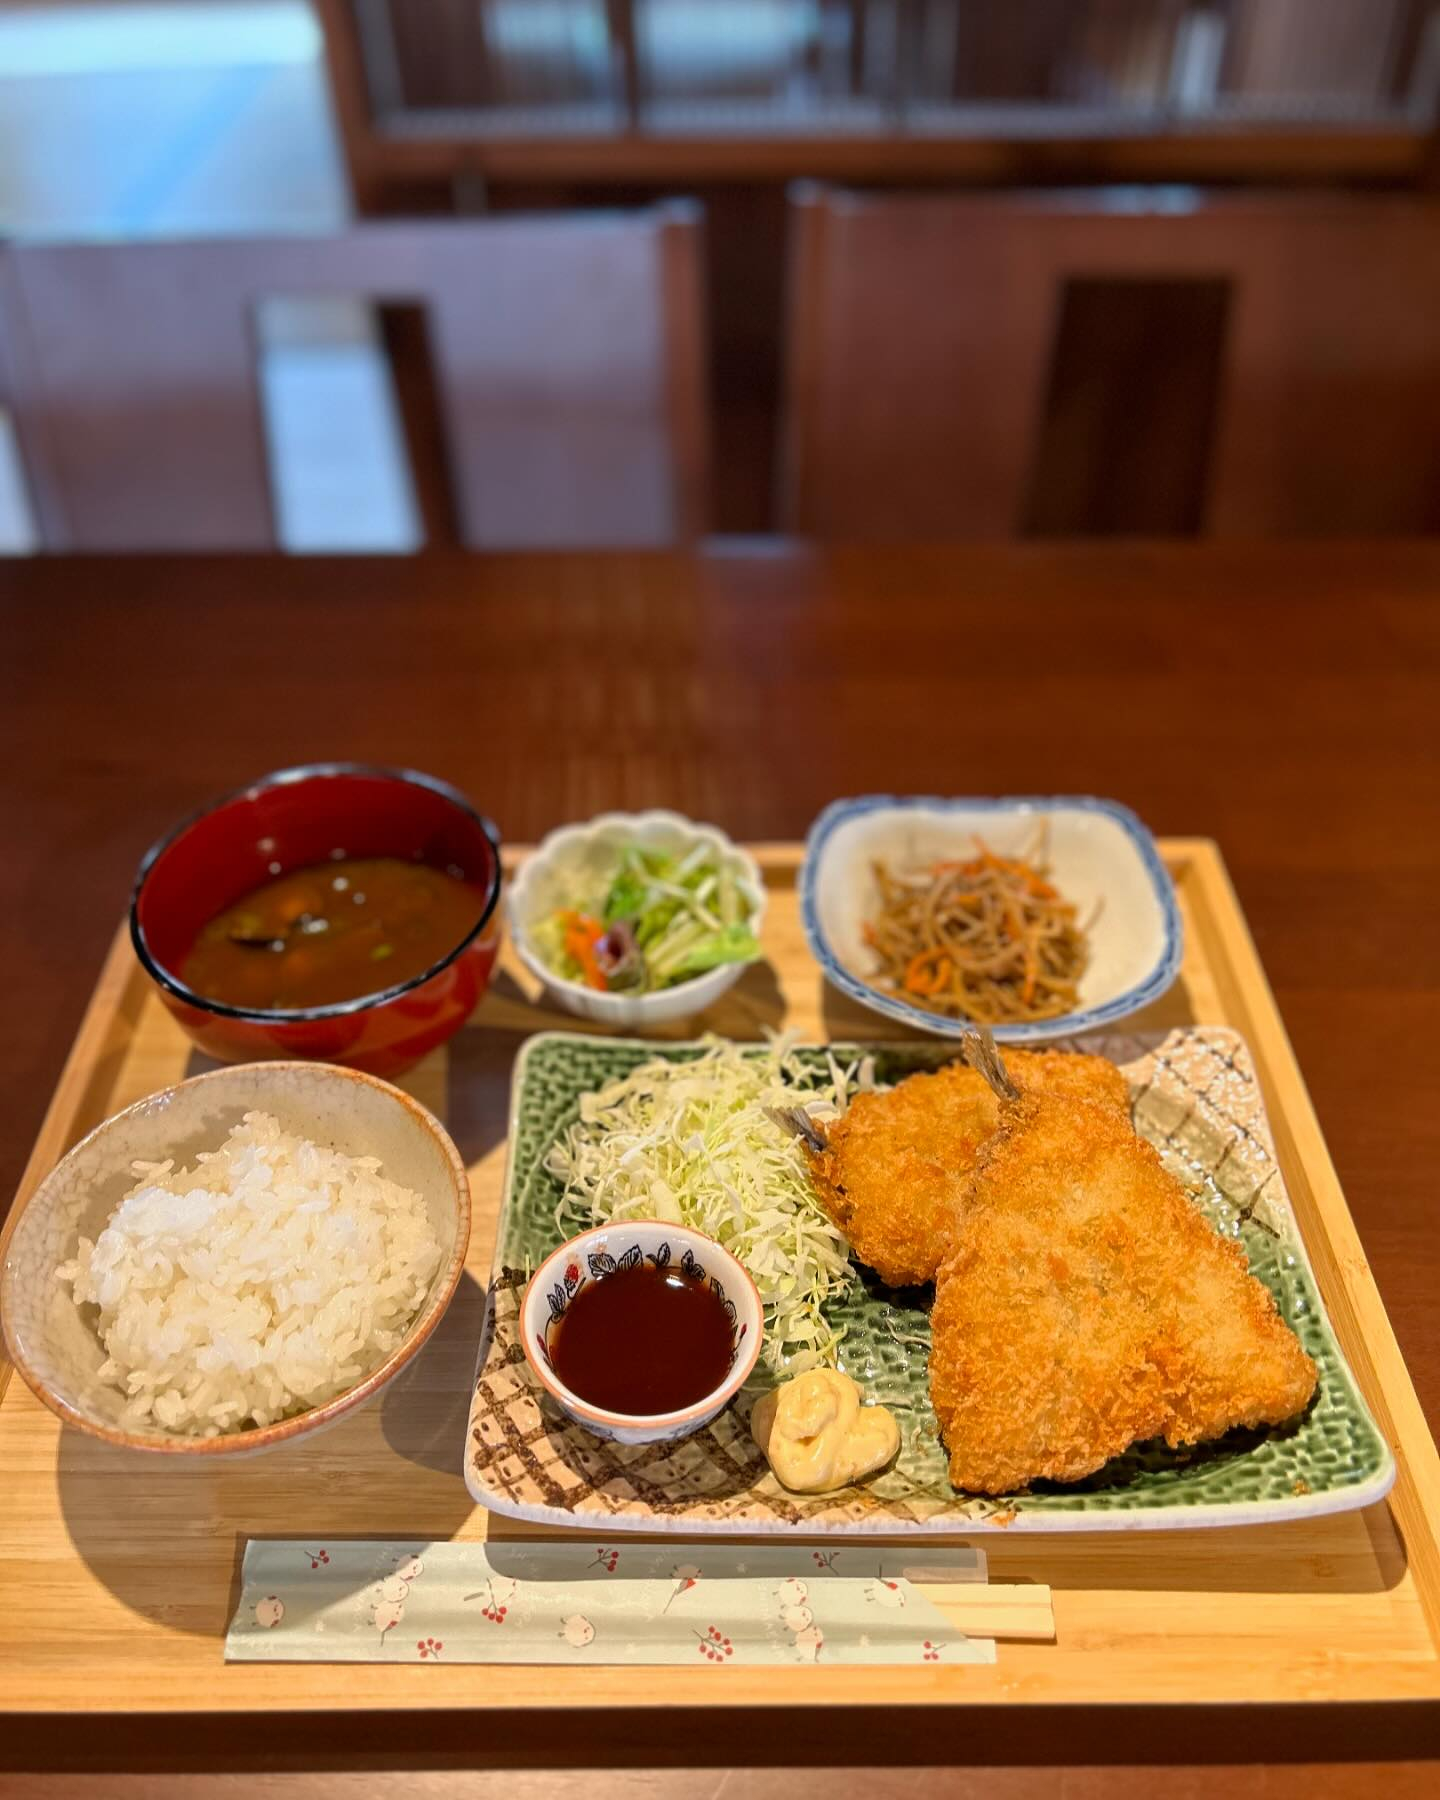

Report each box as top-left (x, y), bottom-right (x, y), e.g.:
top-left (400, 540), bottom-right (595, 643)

top-left (863, 829), bottom-right (1094, 1025)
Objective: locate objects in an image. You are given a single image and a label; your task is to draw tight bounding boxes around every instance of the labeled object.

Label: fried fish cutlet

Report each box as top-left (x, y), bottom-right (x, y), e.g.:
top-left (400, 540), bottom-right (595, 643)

top-left (802, 1050), bottom-right (1130, 1288)
top-left (928, 1090), bottom-right (1318, 1495)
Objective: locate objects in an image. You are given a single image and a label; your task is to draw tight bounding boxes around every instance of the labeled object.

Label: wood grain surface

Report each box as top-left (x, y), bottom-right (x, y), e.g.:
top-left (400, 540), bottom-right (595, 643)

top-left (4, 841), bottom-right (1433, 1723)
top-left (2, 542), bottom-right (1438, 1787)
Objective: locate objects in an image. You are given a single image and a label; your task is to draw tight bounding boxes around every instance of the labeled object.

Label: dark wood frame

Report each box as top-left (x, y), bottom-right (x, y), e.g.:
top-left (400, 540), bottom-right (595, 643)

top-left (314, 0), bottom-right (1440, 206)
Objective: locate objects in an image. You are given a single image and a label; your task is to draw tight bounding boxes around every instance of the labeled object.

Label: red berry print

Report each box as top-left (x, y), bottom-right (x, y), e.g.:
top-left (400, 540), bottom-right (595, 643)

top-left (811, 1550), bottom-right (838, 1571)
top-left (303, 1548), bottom-right (330, 1569)
top-left (921, 1639), bottom-right (945, 1662)
top-left (565, 1262), bottom-right (580, 1284)
top-left (694, 1627), bottom-right (733, 1662)
top-left (417, 1636), bottom-right (443, 1659)
top-left (472, 1580), bottom-right (511, 1623)
top-left (589, 1547), bottom-right (619, 1573)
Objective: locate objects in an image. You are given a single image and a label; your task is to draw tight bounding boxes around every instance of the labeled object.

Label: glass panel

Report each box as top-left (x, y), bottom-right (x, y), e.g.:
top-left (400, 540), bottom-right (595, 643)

top-left (638, 0), bottom-right (822, 102)
top-left (484, 0), bottom-right (614, 106)
top-left (1215, 0), bottom-right (1414, 118)
top-left (359, 0), bottom-right (1440, 129)
top-left (254, 296), bottom-right (421, 554)
top-left (368, 0), bottom-right (617, 119)
top-left (636, 0), bottom-right (877, 129)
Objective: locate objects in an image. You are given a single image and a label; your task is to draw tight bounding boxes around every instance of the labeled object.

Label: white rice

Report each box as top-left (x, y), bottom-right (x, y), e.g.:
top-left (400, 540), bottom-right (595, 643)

top-left (56, 1111), bottom-right (442, 1437)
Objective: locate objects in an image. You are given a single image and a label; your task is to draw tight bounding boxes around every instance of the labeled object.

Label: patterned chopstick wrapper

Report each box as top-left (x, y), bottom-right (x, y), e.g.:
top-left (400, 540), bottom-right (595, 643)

top-left (227, 1540), bottom-right (995, 1666)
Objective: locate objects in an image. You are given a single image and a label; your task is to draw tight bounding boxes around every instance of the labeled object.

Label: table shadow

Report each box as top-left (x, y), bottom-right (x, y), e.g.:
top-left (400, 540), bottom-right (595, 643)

top-left (55, 1285), bottom-right (484, 1637)
top-left (380, 1267), bottom-right (488, 1477)
top-left (695, 957), bottom-right (787, 1038)
top-left (442, 1028), bottom-right (523, 1169)
top-left (819, 969), bottom-right (1205, 1044)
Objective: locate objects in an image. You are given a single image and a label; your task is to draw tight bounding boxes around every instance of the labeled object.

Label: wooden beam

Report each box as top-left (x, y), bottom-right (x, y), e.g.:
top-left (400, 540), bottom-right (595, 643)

top-left (605, 0), bottom-right (641, 127)
top-left (313, 0), bottom-right (387, 214)
top-left (360, 120), bottom-right (1432, 189)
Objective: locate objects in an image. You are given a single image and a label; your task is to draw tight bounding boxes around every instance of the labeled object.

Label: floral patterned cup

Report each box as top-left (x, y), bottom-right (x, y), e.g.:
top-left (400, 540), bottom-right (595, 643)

top-left (521, 1222), bottom-right (763, 1445)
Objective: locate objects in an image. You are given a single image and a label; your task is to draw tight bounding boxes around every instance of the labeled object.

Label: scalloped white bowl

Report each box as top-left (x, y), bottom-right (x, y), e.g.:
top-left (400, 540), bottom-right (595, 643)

top-left (508, 810), bottom-right (767, 1027)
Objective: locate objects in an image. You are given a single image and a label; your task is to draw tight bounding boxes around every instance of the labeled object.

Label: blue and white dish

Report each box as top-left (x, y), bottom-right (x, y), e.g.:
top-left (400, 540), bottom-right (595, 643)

top-left (800, 795), bottom-right (1182, 1044)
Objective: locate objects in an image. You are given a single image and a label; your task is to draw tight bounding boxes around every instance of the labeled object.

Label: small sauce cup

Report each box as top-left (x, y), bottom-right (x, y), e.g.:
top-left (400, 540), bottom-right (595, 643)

top-left (522, 1222), bottom-right (763, 1445)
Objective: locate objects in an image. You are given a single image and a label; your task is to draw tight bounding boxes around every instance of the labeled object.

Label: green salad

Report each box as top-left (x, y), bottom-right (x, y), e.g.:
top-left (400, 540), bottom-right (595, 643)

top-left (531, 841), bottom-right (761, 995)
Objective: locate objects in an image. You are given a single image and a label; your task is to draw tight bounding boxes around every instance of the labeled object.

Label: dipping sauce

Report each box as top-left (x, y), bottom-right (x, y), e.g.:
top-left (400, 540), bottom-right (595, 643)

top-left (180, 856), bottom-right (487, 1011)
top-left (552, 1262), bottom-right (735, 1415)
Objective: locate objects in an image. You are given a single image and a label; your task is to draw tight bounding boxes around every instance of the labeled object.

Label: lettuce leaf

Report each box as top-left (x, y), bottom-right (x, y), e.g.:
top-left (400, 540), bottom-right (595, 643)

top-left (659, 925), bottom-right (761, 985)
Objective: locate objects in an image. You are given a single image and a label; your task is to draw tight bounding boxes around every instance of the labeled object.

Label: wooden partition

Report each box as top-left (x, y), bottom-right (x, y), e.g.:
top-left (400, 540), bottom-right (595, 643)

top-left (779, 189), bottom-right (1440, 538)
top-left (0, 213), bottom-right (709, 552)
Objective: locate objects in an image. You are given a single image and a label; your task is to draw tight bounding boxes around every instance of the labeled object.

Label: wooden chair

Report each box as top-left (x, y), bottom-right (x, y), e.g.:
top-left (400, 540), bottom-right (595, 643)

top-left (0, 209), bottom-right (709, 551)
top-left (779, 187), bottom-right (1440, 537)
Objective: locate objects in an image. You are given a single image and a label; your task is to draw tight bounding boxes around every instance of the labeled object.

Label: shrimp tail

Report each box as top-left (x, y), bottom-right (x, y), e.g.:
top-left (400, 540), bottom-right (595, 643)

top-left (961, 1026), bottom-right (1020, 1101)
top-left (765, 1104), bottom-right (830, 1155)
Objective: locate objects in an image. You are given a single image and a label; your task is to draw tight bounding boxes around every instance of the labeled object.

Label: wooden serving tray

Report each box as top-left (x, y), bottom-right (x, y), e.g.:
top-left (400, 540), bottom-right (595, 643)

top-left (2, 840), bottom-right (1438, 1712)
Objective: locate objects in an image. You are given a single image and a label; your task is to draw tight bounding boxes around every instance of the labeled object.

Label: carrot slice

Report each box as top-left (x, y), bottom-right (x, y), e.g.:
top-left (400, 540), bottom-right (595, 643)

top-left (560, 912), bottom-right (608, 990)
top-left (904, 947), bottom-right (952, 996)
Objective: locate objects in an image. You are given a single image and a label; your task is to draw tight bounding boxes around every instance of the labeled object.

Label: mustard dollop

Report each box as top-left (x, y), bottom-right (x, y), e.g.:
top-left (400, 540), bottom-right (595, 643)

top-left (750, 1369), bottom-right (900, 1493)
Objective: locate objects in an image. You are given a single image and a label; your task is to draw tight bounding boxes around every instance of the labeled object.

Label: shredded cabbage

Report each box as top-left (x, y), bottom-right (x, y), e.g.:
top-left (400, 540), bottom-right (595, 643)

top-left (546, 1034), bottom-right (872, 1375)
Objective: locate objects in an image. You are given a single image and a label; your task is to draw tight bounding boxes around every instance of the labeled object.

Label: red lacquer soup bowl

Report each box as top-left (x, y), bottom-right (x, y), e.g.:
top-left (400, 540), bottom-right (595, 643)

top-left (131, 765), bottom-right (502, 1079)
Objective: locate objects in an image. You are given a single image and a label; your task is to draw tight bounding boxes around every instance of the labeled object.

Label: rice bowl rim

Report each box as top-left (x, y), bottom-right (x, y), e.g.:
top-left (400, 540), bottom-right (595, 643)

top-left (0, 1060), bottom-right (472, 1456)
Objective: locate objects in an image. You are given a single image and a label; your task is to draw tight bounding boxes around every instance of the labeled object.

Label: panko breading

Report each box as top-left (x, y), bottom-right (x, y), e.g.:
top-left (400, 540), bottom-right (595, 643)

top-left (803, 1050), bottom-right (1128, 1287)
top-left (929, 1091), bottom-right (1318, 1495)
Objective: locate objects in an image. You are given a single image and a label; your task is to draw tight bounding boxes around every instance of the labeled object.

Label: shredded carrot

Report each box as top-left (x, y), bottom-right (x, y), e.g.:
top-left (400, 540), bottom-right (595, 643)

top-left (561, 911), bottom-right (608, 990)
top-left (863, 826), bottom-right (1089, 1025)
top-left (904, 947), bottom-right (952, 996)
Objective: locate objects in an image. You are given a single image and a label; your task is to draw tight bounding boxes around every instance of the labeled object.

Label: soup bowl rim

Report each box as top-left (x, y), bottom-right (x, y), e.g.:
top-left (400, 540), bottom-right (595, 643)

top-left (129, 761), bottom-right (503, 1024)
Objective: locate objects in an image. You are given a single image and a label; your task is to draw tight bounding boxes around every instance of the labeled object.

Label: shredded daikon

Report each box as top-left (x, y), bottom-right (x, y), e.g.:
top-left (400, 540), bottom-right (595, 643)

top-left (547, 1035), bottom-right (871, 1374)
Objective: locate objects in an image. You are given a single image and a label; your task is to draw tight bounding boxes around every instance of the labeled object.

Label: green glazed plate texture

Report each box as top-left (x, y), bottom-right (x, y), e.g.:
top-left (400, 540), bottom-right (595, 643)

top-left (465, 1028), bottom-right (1394, 1534)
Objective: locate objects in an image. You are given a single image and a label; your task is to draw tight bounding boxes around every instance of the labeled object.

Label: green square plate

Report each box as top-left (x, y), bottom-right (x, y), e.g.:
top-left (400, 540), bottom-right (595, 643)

top-left (464, 1027), bottom-right (1394, 1534)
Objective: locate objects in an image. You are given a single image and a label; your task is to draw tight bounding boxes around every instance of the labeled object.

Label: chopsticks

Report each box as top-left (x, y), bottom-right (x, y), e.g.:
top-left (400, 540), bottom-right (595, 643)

top-left (916, 1579), bottom-right (1055, 1643)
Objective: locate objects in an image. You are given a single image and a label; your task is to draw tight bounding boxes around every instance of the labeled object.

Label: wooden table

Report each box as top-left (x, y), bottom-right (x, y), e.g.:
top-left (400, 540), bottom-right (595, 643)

top-left (1, 543), bottom-right (1438, 1791)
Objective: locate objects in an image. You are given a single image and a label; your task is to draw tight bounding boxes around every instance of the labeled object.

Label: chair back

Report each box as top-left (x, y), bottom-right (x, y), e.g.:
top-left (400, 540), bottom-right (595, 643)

top-left (780, 188), bottom-right (1440, 537)
top-left (1, 210), bottom-right (709, 550)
